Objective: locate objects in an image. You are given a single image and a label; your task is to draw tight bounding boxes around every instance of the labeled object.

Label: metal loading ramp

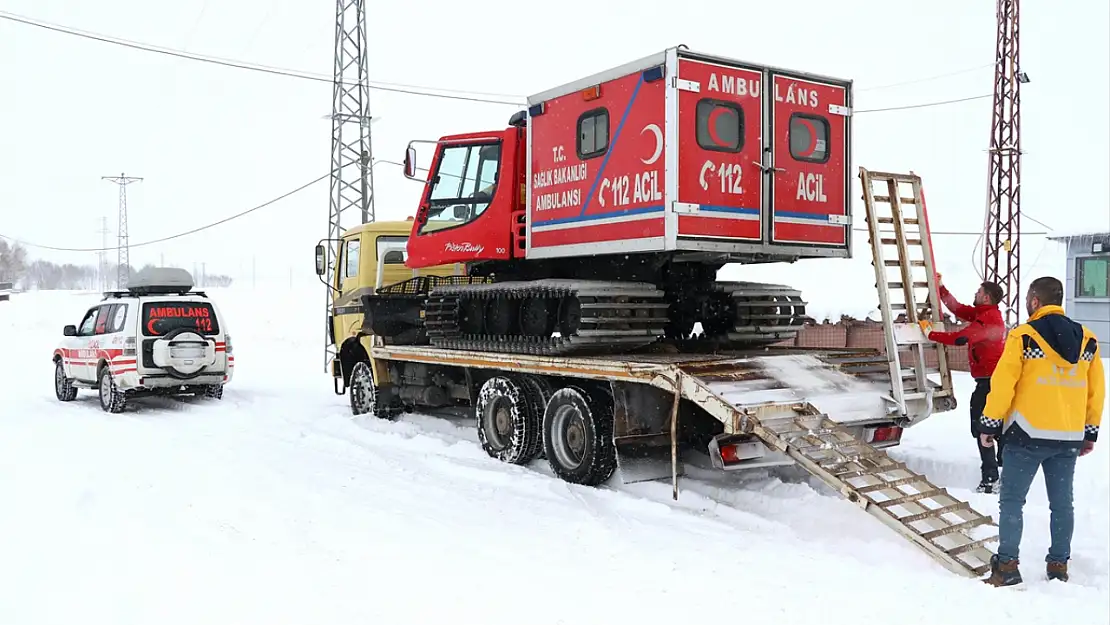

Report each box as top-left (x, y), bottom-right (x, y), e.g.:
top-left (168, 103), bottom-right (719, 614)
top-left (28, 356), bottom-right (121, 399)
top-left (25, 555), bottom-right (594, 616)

top-left (676, 361), bottom-right (998, 578)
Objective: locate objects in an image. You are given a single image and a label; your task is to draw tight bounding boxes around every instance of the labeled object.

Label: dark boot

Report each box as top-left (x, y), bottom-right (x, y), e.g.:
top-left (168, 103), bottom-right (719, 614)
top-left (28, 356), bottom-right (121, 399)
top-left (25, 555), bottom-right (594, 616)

top-left (983, 555), bottom-right (1022, 587)
top-left (976, 476), bottom-right (999, 494)
top-left (1046, 561), bottom-right (1069, 582)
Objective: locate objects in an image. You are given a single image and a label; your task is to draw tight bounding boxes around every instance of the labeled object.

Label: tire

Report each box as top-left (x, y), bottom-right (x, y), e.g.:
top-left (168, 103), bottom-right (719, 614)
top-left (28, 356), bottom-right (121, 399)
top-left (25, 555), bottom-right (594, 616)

top-left (54, 360), bottom-right (77, 402)
top-left (517, 375), bottom-right (552, 460)
top-left (543, 385), bottom-right (616, 486)
top-left (475, 376), bottom-right (543, 465)
top-left (349, 360), bottom-right (389, 419)
top-left (97, 366), bottom-right (126, 414)
top-left (203, 384), bottom-right (224, 400)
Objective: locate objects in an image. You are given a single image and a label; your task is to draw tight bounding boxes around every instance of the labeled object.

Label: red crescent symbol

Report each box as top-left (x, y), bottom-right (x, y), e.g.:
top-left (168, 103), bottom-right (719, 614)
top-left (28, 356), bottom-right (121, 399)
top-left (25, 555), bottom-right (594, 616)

top-left (147, 318), bottom-right (158, 334)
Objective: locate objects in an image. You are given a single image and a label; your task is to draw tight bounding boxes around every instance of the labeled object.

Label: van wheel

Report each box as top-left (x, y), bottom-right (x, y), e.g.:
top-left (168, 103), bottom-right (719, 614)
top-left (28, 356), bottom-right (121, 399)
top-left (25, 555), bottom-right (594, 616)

top-left (349, 361), bottom-right (388, 419)
top-left (543, 386), bottom-right (616, 486)
top-left (54, 360), bottom-right (77, 402)
top-left (98, 367), bottom-right (127, 414)
top-left (203, 384), bottom-right (224, 400)
top-left (476, 376), bottom-right (543, 465)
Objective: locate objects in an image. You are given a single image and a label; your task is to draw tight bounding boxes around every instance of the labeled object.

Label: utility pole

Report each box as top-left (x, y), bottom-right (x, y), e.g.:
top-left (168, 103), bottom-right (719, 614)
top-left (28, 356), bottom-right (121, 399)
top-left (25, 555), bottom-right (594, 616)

top-left (325, 0), bottom-right (376, 370)
top-left (102, 173), bottom-right (142, 289)
top-left (96, 217), bottom-right (110, 292)
top-left (982, 0), bottom-right (1028, 327)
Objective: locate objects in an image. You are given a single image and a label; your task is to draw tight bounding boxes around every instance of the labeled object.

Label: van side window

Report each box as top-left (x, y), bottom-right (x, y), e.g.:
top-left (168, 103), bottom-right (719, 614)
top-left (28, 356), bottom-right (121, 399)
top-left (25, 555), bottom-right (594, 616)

top-left (696, 99), bottom-right (744, 152)
top-left (788, 113), bottom-right (830, 163)
top-left (344, 239), bottom-right (361, 278)
top-left (94, 306), bottom-right (113, 335)
top-left (577, 109), bottom-right (609, 159)
top-left (109, 304), bottom-right (128, 333)
top-left (77, 307), bottom-right (99, 336)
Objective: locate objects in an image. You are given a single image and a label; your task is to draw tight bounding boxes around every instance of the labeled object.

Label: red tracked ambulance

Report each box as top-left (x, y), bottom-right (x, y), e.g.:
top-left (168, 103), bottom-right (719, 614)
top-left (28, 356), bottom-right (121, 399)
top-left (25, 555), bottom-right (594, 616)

top-left (367, 46), bottom-right (853, 357)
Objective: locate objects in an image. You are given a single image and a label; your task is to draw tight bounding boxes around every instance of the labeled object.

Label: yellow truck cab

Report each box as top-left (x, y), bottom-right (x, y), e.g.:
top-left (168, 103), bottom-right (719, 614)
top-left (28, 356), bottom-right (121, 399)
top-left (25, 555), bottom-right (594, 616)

top-left (318, 219), bottom-right (461, 405)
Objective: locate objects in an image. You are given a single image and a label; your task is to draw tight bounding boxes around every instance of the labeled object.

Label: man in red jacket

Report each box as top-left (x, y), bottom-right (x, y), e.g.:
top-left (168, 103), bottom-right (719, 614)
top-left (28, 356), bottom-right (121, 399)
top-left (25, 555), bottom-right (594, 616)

top-left (923, 275), bottom-right (1008, 493)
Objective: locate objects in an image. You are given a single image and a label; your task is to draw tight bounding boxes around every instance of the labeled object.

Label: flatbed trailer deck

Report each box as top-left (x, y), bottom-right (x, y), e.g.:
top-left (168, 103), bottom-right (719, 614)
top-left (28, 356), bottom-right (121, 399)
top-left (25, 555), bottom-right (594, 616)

top-left (368, 341), bottom-right (995, 578)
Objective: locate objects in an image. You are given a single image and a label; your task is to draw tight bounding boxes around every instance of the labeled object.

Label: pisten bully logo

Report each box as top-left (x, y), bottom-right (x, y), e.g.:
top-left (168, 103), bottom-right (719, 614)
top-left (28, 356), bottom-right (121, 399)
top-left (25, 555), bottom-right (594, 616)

top-left (444, 242), bottom-right (484, 254)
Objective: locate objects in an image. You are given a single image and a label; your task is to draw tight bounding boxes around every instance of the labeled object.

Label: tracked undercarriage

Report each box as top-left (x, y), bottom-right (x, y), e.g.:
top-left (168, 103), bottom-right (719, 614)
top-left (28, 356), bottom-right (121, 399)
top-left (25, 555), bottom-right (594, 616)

top-left (365, 275), bottom-right (808, 356)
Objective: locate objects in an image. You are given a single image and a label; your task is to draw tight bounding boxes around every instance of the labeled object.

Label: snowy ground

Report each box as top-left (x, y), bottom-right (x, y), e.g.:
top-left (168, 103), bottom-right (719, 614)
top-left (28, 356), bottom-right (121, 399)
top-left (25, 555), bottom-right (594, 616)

top-left (1, 288), bottom-right (1107, 625)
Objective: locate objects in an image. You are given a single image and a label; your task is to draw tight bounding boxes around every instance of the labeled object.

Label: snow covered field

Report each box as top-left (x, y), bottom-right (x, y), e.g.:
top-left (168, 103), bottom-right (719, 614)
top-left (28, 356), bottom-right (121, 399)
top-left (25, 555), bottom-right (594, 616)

top-left (1, 288), bottom-right (1107, 625)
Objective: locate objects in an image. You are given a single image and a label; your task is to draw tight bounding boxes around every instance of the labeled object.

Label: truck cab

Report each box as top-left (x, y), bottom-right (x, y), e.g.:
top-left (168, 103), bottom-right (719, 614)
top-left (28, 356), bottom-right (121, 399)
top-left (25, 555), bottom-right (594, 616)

top-left (320, 220), bottom-right (461, 391)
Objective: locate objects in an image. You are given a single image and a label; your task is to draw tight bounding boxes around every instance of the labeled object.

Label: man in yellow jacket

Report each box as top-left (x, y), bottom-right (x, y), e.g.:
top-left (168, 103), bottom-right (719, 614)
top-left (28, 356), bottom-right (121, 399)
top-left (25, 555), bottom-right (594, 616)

top-left (979, 276), bottom-right (1104, 587)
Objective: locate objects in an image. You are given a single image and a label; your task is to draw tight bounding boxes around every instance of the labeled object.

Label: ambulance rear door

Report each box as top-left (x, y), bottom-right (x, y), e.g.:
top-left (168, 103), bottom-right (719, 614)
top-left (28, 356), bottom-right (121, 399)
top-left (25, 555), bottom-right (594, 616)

top-left (674, 55), bottom-right (765, 244)
top-left (767, 71), bottom-right (851, 250)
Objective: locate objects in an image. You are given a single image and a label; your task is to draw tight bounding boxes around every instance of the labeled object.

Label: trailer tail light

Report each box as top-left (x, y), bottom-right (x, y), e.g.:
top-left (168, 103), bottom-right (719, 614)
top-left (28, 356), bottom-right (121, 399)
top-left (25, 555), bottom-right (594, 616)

top-left (708, 435), bottom-right (766, 470)
top-left (866, 425), bottom-right (903, 444)
top-left (581, 85), bottom-right (601, 101)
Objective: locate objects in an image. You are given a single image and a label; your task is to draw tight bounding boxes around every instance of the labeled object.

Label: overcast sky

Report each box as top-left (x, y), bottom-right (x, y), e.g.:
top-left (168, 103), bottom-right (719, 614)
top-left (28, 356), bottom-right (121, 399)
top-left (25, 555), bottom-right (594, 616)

top-left (1, 0), bottom-right (1107, 309)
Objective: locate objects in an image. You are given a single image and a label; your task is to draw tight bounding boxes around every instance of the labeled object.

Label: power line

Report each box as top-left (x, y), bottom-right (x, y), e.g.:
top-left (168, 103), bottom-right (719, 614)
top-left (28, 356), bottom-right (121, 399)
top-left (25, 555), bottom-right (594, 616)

top-left (0, 165), bottom-right (348, 253)
top-left (2, 9), bottom-right (1008, 115)
top-left (856, 64), bottom-right (993, 92)
top-left (855, 93), bottom-right (993, 114)
top-left (0, 10), bottom-right (525, 105)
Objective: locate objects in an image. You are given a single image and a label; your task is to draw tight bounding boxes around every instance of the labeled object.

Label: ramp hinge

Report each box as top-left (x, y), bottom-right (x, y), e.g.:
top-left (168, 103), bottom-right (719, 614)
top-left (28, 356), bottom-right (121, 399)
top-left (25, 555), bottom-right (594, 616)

top-left (829, 104), bottom-right (851, 116)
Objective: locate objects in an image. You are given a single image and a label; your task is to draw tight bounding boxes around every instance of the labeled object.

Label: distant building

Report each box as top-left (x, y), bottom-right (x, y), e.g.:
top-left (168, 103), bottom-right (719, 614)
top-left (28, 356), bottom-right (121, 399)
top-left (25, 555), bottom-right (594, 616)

top-left (1047, 231), bottom-right (1109, 352)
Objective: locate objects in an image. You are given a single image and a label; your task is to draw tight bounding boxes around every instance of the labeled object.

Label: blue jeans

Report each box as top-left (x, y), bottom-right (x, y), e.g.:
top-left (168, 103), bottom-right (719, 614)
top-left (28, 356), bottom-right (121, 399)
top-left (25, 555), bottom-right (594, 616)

top-left (997, 442), bottom-right (1080, 563)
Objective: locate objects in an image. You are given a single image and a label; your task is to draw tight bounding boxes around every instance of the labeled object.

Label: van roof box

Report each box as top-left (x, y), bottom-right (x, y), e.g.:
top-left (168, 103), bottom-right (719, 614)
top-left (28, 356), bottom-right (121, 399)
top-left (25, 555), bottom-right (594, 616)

top-left (124, 267), bottom-right (195, 296)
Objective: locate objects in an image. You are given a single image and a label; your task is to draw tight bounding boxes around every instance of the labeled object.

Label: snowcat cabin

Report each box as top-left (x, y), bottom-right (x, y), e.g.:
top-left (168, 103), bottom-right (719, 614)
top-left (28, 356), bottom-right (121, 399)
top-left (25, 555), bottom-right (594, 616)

top-left (403, 128), bottom-right (524, 270)
top-left (523, 47), bottom-right (853, 264)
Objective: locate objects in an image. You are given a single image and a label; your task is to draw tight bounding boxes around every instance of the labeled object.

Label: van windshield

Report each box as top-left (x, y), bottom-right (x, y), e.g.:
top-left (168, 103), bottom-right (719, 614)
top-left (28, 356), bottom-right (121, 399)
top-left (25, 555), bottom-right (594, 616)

top-left (141, 301), bottom-right (220, 336)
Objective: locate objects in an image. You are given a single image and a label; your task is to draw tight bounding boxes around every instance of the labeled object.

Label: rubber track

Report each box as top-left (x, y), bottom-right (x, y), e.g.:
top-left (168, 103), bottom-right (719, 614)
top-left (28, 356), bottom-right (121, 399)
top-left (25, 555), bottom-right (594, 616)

top-left (716, 281), bottom-right (808, 346)
top-left (424, 279), bottom-right (669, 356)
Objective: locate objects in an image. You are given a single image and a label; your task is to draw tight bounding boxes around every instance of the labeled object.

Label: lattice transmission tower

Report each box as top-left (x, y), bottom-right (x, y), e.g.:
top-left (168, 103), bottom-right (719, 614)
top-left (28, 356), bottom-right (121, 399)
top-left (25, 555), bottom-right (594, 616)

top-left (982, 0), bottom-right (1029, 326)
top-left (324, 0), bottom-right (376, 369)
top-left (102, 173), bottom-right (142, 289)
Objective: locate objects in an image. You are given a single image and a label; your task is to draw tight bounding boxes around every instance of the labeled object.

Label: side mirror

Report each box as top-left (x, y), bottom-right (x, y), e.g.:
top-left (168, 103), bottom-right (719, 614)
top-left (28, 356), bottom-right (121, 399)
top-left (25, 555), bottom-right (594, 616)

top-left (315, 244), bottom-right (326, 276)
top-left (63, 325), bottom-right (77, 337)
top-left (403, 146), bottom-right (417, 179)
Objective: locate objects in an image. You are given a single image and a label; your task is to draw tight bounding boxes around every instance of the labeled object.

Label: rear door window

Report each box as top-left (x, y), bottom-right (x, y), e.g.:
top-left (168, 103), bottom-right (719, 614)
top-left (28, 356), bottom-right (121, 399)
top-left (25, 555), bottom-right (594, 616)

top-left (142, 301), bottom-right (220, 336)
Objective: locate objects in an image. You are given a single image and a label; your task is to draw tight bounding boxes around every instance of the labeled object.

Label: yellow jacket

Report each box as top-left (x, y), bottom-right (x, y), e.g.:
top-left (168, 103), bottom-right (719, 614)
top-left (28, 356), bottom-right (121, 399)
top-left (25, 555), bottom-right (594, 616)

top-left (982, 305), bottom-right (1104, 447)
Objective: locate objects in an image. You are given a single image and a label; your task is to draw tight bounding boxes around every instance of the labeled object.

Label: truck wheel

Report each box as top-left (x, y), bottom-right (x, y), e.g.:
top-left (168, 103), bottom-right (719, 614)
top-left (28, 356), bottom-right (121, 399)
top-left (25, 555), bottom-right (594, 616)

top-left (349, 361), bottom-right (388, 419)
top-left (203, 384), bottom-right (224, 400)
top-left (476, 376), bottom-right (542, 465)
top-left (517, 375), bottom-right (552, 459)
top-left (54, 360), bottom-right (77, 402)
top-left (97, 366), bottom-right (127, 414)
top-left (543, 386), bottom-right (616, 486)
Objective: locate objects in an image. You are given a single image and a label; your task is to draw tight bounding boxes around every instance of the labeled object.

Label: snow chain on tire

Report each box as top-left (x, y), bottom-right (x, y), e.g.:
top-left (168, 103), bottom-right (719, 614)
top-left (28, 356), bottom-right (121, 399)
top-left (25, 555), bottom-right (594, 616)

top-left (476, 376), bottom-right (543, 465)
top-left (542, 385), bottom-right (616, 486)
top-left (97, 366), bottom-right (127, 414)
top-left (349, 360), bottom-right (393, 420)
top-left (54, 360), bottom-right (77, 402)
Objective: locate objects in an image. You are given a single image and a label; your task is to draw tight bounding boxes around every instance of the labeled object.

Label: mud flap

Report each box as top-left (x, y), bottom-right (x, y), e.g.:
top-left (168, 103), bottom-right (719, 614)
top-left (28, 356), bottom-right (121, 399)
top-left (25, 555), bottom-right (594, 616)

top-left (615, 434), bottom-right (680, 484)
top-left (611, 381), bottom-right (683, 484)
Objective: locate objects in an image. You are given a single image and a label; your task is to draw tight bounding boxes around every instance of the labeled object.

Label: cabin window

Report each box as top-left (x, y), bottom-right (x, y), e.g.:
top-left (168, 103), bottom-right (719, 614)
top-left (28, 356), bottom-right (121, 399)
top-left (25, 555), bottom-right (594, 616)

top-left (1076, 256), bottom-right (1110, 298)
top-left (577, 109), bottom-right (609, 159)
top-left (696, 99), bottom-right (744, 152)
top-left (376, 235), bottom-right (408, 265)
top-left (788, 113), bottom-right (830, 163)
top-left (344, 239), bottom-right (360, 278)
top-left (419, 142), bottom-right (501, 235)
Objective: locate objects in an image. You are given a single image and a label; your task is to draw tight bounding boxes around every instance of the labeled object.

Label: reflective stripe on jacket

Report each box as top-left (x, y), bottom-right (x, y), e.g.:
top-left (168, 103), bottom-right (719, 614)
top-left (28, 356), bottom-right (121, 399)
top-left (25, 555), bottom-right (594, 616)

top-left (981, 305), bottom-right (1104, 448)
